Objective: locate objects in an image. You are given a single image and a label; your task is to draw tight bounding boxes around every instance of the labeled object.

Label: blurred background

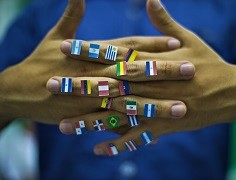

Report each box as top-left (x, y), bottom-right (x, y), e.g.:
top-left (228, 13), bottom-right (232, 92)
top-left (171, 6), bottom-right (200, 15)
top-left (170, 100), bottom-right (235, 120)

top-left (0, 0), bottom-right (30, 41)
top-left (0, 1), bottom-right (38, 180)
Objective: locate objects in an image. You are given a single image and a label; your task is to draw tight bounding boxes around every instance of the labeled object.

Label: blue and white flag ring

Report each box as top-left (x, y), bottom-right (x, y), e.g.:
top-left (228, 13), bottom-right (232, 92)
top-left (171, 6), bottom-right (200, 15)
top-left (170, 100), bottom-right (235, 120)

top-left (89, 43), bottom-right (100, 58)
top-left (105, 45), bottom-right (118, 61)
top-left (140, 131), bottom-right (154, 145)
top-left (61, 78), bottom-right (72, 93)
top-left (71, 40), bottom-right (82, 55)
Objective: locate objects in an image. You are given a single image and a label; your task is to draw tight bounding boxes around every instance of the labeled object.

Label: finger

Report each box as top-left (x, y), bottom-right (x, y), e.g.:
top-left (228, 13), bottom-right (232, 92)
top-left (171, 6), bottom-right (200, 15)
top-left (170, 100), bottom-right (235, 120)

top-left (121, 61), bottom-right (195, 81)
top-left (59, 112), bottom-right (180, 156)
top-left (93, 125), bottom-right (156, 156)
top-left (46, 60), bottom-right (194, 97)
top-left (46, 79), bottom-right (188, 119)
top-left (60, 38), bottom-right (181, 64)
top-left (52, 0), bottom-right (85, 38)
top-left (99, 36), bottom-right (181, 52)
top-left (93, 117), bottom-right (180, 156)
top-left (146, 0), bottom-right (194, 44)
top-left (60, 36), bottom-right (181, 59)
top-left (112, 95), bottom-right (187, 119)
top-left (61, 39), bottom-right (138, 64)
top-left (59, 111), bottom-right (133, 135)
top-left (46, 60), bottom-right (194, 99)
top-left (59, 101), bottom-right (186, 136)
top-left (46, 60), bottom-right (194, 90)
top-left (46, 77), bottom-right (120, 97)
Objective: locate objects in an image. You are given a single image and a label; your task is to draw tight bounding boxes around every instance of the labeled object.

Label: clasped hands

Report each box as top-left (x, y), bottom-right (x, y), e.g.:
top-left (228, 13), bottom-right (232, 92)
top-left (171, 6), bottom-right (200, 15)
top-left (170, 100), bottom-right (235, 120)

top-left (47, 0), bottom-right (236, 156)
top-left (1, 0), bottom-right (236, 156)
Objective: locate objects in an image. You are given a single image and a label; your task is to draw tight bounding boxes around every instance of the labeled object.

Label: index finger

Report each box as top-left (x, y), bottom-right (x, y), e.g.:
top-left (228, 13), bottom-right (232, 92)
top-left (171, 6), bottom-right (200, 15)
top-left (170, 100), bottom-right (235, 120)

top-left (60, 37), bottom-right (181, 64)
top-left (99, 36), bottom-right (181, 52)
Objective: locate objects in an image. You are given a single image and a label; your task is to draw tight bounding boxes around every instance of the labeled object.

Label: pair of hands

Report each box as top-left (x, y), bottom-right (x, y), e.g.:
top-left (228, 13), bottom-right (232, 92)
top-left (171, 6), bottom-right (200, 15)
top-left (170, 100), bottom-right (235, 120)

top-left (1, 0), bottom-right (235, 155)
top-left (56, 0), bottom-right (236, 155)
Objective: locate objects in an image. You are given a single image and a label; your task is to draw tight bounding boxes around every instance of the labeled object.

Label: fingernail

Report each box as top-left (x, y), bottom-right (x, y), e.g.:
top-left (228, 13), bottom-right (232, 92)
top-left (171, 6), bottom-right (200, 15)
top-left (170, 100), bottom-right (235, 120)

top-left (150, 139), bottom-right (158, 145)
top-left (94, 147), bottom-right (106, 156)
top-left (60, 41), bottom-right (71, 53)
top-left (47, 79), bottom-right (60, 92)
top-left (171, 104), bottom-right (186, 117)
top-left (150, 0), bottom-right (162, 10)
top-left (167, 39), bottom-right (181, 50)
top-left (59, 120), bottom-right (74, 134)
top-left (180, 63), bottom-right (195, 76)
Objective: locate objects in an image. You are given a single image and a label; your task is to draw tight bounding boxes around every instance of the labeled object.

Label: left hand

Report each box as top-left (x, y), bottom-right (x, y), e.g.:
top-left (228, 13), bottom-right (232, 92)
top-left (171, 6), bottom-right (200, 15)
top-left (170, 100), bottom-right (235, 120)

top-left (0, 0), bottom-right (188, 129)
top-left (59, 0), bottom-right (236, 156)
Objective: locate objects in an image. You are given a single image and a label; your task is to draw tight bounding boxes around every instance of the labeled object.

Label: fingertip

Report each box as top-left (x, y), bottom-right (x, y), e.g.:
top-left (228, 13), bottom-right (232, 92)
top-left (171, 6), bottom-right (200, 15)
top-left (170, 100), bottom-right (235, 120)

top-left (147, 0), bottom-right (163, 11)
top-left (167, 39), bottom-right (181, 50)
top-left (46, 78), bottom-right (60, 93)
top-left (59, 120), bottom-right (74, 135)
top-left (93, 145), bottom-right (106, 156)
top-left (180, 62), bottom-right (195, 77)
top-left (60, 41), bottom-right (71, 54)
top-left (150, 139), bottom-right (158, 145)
top-left (171, 103), bottom-right (187, 118)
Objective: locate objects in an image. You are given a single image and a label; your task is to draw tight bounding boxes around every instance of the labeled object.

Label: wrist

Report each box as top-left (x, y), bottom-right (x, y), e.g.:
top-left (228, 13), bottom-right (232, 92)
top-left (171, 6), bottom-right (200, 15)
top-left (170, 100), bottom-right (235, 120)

top-left (0, 65), bottom-right (22, 123)
top-left (0, 72), bottom-right (14, 131)
top-left (202, 62), bottom-right (236, 125)
top-left (231, 65), bottom-right (236, 121)
top-left (224, 65), bottom-right (236, 122)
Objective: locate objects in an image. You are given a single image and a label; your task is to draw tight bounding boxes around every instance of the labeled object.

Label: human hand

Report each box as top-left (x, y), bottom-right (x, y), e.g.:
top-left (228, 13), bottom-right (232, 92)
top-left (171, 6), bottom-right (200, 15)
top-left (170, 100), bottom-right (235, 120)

top-left (58, 0), bottom-right (236, 156)
top-left (0, 0), bottom-right (193, 127)
top-left (0, 0), bottom-right (87, 125)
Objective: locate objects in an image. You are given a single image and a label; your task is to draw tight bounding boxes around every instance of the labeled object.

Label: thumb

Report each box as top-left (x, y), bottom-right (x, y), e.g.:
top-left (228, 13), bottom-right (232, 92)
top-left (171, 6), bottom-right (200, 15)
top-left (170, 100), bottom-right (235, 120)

top-left (146, 0), bottom-right (192, 43)
top-left (53, 0), bottom-right (85, 38)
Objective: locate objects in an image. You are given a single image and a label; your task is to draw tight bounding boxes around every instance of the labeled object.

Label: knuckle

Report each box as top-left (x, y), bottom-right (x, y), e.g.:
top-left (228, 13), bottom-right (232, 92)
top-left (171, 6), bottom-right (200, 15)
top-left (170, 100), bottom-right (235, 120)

top-left (93, 86), bottom-right (99, 95)
top-left (124, 37), bottom-right (137, 49)
top-left (115, 95), bottom-right (136, 106)
top-left (112, 96), bottom-right (125, 110)
top-left (128, 82), bottom-right (134, 94)
top-left (73, 79), bottom-right (81, 89)
top-left (127, 63), bottom-right (142, 78)
top-left (109, 81), bottom-right (119, 96)
top-left (156, 104), bottom-right (163, 117)
top-left (159, 62), bottom-right (172, 76)
top-left (109, 81), bottom-right (117, 90)
top-left (79, 66), bottom-right (89, 75)
top-left (100, 47), bottom-right (107, 59)
top-left (125, 95), bottom-right (136, 102)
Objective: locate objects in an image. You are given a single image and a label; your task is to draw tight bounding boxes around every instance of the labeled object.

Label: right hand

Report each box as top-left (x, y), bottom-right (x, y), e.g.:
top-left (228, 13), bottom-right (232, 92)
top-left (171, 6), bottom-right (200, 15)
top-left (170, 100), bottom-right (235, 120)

top-left (0, 0), bottom-right (193, 126)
